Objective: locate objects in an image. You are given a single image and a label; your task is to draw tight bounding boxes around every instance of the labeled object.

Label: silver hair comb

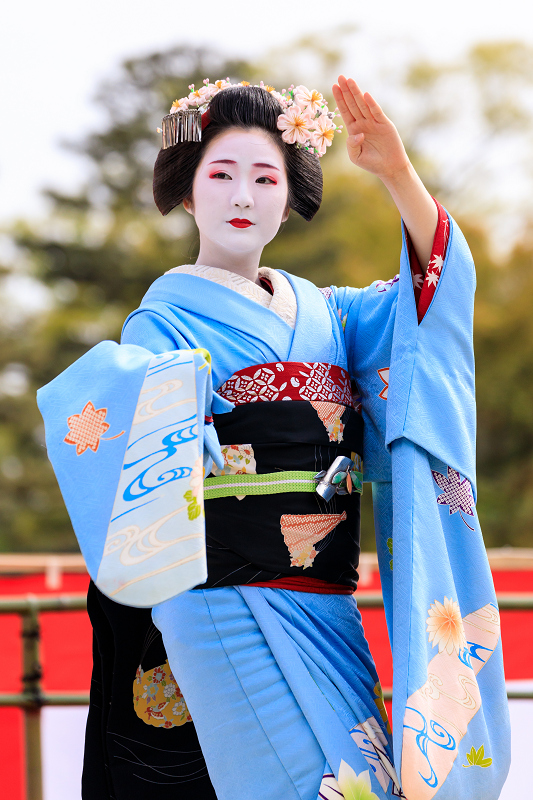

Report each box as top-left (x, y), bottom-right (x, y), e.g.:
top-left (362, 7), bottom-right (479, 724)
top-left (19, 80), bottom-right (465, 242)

top-left (160, 110), bottom-right (202, 149)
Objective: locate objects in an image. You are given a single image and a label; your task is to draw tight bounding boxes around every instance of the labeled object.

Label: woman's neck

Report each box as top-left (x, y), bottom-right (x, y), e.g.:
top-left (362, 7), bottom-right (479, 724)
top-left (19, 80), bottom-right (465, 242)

top-left (195, 242), bottom-right (262, 285)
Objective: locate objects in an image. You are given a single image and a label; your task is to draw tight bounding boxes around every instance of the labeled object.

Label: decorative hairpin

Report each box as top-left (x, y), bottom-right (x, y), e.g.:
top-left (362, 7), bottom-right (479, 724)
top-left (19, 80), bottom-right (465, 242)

top-left (161, 109), bottom-right (202, 148)
top-left (158, 79), bottom-right (342, 157)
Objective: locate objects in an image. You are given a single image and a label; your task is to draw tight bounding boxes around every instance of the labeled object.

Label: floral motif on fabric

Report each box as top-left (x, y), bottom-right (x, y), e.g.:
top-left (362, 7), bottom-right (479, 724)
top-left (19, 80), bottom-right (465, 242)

top-left (63, 401), bottom-right (124, 455)
top-left (211, 444), bottom-right (257, 477)
top-left (431, 466), bottom-right (475, 529)
top-left (310, 401), bottom-right (345, 442)
top-left (426, 597), bottom-right (467, 655)
top-left (403, 603), bottom-right (500, 798)
top-left (218, 361), bottom-right (355, 408)
top-left (210, 444), bottom-right (256, 500)
top-left (280, 511), bottom-right (347, 568)
top-left (133, 659), bottom-right (192, 728)
top-left (318, 286), bottom-right (333, 300)
top-left (463, 744), bottom-right (493, 769)
top-left (377, 368), bottom-right (389, 401)
top-left (338, 762), bottom-right (381, 800)
top-left (184, 456), bottom-right (204, 520)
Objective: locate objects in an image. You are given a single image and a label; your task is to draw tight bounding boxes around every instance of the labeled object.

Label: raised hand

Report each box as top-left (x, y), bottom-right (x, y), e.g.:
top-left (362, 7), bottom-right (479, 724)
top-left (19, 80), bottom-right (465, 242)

top-left (332, 74), bottom-right (438, 270)
top-left (332, 75), bottom-right (410, 180)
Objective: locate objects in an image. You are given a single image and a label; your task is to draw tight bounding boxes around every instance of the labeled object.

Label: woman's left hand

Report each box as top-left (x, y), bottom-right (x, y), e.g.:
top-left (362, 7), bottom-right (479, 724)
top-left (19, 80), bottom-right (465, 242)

top-left (332, 75), bottom-right (410, 180)
top-left (332, 74), bottom-right (439, 271)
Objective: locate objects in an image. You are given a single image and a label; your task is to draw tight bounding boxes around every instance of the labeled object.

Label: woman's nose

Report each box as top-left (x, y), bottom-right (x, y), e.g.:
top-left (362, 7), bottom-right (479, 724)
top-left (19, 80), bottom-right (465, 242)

top-left (231, 178), bottom-right (255, 210)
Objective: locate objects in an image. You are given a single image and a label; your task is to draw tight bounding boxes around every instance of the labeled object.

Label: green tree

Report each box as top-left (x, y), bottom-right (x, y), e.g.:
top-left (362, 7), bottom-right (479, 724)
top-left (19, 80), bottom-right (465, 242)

top-left (473, 229), bottom-right (533, 547)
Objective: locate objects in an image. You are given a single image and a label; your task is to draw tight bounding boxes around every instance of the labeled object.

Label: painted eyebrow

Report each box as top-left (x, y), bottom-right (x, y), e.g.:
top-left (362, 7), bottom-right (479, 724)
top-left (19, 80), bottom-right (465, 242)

top-left (208, 159), bottom-right (280, 171)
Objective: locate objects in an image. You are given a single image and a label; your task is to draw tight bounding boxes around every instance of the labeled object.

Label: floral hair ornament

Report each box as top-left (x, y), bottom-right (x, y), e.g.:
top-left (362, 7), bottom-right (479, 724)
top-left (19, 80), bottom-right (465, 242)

top-left (159, 79), bottom-right (342, 158)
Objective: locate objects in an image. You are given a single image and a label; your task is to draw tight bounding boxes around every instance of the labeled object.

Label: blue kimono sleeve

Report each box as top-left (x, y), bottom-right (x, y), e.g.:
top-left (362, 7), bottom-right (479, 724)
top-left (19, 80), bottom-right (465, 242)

top-left (330, 275), bottom-right (399, 483)
top-left (37, 328), bottom-right (230, 607)
top-left (121, 307), bottom-right (234, 459)
top-left (333, 219), bottom-right (510, 799)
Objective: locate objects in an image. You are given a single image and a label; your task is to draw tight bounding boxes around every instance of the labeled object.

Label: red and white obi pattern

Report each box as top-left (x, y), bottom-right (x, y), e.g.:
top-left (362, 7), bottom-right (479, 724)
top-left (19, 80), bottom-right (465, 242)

top-left (218, 361), bottom-right (355, 408)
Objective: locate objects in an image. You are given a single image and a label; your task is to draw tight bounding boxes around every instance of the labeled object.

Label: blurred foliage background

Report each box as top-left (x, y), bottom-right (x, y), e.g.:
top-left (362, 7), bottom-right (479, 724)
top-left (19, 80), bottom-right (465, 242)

top-left (1, 34), bottom-right (532, 552)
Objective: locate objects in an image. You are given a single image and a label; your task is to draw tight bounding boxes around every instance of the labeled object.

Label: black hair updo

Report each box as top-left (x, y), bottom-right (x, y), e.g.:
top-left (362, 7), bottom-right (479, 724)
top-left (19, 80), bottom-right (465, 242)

top-left (153, 85), bottom-right (323, 221)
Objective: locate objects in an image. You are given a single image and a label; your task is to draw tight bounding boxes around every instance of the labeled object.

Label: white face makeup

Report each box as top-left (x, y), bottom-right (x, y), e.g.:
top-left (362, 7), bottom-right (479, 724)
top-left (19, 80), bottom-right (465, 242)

top-left (184, 127), bottom-right (289, 276)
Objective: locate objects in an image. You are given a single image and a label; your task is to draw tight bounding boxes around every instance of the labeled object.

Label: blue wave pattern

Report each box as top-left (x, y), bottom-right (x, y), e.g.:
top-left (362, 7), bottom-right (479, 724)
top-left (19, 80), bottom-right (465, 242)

top-left (95, 349), bottom-right (213, 606)
top-left (122, 426), bottom-right (197, 500)
top-left (404, 707), bottom-right (456, 789)
top-left (458, 641), bottom-right (494, 670)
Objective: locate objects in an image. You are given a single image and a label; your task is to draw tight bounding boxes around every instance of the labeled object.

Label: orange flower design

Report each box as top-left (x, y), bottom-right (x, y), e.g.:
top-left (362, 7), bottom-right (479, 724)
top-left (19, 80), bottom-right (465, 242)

top-left (64, 401), bottom-right (123, 455)
top-left (426, 596), bottom-right (467, 655)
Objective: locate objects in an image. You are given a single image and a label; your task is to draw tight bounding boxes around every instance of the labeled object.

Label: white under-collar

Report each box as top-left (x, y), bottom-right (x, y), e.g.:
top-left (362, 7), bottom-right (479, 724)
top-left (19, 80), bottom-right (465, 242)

top-left (164, 264), bottom-right (297, 329)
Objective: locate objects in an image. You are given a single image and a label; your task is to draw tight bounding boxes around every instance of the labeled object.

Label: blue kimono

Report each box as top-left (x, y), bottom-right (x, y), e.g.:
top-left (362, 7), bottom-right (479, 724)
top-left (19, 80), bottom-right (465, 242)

top-left (37, 217), bottom-right (510, 800)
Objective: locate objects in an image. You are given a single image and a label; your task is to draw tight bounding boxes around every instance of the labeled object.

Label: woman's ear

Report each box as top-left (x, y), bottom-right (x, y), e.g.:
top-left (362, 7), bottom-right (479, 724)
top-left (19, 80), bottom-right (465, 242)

top-left (183, 196), bottom-right (194, 215)
top-left (281, 205), bottom-right (290, 223)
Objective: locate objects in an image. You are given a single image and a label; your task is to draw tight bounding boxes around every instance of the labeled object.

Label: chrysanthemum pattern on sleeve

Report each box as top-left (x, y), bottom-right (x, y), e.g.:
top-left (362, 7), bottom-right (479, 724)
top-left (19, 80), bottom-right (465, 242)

top-left (403, 602), bottom-right (500, 798)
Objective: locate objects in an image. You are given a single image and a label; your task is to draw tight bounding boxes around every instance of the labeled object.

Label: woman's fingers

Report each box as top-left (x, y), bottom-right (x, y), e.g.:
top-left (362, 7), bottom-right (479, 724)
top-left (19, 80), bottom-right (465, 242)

top-left (333, 77), bottom-right (362, 124)
top-left (364, 92), bottom-right (386, 122)
top-left (332, 82), bottom-right (355, 125)
top-left (332, 78), bottom-right (407, 175)
top-left (337, 75), bottom-right (369, 121)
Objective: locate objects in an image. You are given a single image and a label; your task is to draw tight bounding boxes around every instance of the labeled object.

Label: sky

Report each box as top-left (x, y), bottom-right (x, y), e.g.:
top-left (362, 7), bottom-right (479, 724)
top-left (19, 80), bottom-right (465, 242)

top-left (1, 0), bottom-right (532, 227)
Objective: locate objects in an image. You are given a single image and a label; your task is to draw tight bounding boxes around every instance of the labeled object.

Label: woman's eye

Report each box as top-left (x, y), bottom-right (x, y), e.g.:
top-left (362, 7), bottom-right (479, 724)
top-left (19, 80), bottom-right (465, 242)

top-left (210, 172), bottom-right (232, 180)
top-left (256, 176), bottom-right (276, 184)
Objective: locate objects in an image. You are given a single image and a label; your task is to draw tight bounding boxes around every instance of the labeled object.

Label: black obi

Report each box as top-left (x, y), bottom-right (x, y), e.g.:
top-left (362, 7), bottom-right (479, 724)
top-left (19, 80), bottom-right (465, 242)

top-left (199, 399), bottom-right (364, 591)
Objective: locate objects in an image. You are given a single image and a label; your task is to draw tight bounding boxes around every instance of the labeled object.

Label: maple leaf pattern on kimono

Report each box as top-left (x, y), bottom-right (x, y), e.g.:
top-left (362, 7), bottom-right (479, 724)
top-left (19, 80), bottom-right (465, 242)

top-left (63, 400), bottom-right (124, 455)
top-left (64, 401), bottom-right (110, 455)
top-left (431, 466), bottom-right (475, 530)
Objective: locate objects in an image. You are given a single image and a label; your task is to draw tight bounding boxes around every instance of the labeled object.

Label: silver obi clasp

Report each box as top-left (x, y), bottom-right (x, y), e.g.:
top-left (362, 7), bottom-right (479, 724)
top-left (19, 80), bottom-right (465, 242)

top-left (314, 455), bottom-right (362, 501)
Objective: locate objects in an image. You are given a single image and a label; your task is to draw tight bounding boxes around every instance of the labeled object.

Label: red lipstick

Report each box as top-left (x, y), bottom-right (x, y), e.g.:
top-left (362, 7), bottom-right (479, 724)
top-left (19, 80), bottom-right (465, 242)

top-left (228, 219), bottom-right (253, 228)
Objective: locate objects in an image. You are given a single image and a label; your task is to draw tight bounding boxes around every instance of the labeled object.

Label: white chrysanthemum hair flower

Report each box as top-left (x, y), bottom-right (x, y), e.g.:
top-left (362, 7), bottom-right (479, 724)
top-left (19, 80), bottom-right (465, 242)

top-left (312, 114), bottom-right (337, 156)
top-left (294, 85), bottom-right (324, 115)
top-left (277, 105), bottom-right (314, 146)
